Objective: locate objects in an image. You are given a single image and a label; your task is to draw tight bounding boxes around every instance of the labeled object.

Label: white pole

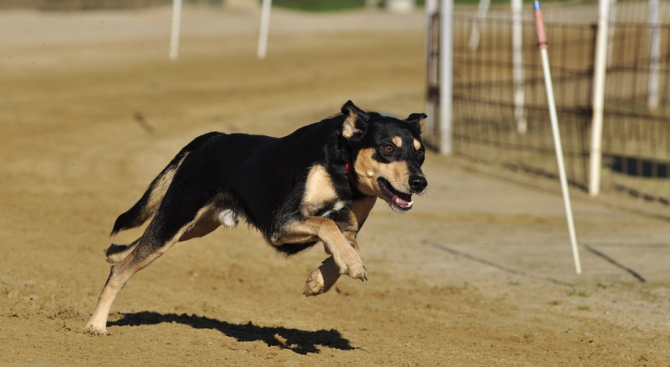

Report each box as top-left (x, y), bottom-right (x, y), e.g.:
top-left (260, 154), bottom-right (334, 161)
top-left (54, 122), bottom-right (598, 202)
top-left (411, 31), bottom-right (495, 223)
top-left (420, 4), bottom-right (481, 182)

top-left (468, 0), bottom-right (491, 51)
top-left (440, 0), bottom-right (454, 155)
top-left (425, 0), bottom-right (438, 144)
top-left (533, 1), bottom-right (582, 275)
top-left (607, 0), bottom-right (617, 67)
top-left (512, 0), bottom-right (526, 133)
top-left (169, 0), bottom-right (183, 61)
top-left (257, 0), bottom-right (273, 59)
top-left (588, 0), bottom-right (610, 197)
top-left (648, 0), bottom-right (661, 111)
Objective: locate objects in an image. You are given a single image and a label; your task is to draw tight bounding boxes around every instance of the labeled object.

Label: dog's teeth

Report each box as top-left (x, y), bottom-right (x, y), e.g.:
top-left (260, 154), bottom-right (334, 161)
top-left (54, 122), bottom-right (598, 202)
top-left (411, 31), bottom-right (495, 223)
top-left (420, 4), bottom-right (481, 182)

top-left (392, 195), bottom-right (413, 209)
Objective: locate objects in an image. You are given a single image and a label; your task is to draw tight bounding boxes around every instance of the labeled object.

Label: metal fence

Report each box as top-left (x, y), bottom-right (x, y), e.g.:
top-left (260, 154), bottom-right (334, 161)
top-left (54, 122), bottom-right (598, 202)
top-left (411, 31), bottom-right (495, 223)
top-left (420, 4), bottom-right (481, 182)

top-left (428, 3), bottom-right (670, 207)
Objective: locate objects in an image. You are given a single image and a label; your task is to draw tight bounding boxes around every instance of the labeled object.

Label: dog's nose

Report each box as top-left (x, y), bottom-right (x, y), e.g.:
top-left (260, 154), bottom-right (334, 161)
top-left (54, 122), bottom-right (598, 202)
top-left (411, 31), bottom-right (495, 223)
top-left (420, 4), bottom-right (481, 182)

top-left (409, 175), bottom-right (427, 192)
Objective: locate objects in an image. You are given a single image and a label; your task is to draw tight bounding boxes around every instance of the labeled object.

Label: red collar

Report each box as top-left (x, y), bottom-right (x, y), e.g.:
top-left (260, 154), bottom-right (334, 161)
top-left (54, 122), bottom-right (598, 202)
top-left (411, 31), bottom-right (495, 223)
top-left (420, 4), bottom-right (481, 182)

top-left (345, 161), bottom-right (359, 190)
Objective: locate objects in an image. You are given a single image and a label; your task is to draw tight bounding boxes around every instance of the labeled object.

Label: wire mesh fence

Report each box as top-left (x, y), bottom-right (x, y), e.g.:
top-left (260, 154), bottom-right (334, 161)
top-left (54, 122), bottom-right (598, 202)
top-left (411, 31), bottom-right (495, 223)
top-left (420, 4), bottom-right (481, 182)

top-left (429, 2), bottom-right (670, 207)
top-left (602, 18), bottom-right (670, 204)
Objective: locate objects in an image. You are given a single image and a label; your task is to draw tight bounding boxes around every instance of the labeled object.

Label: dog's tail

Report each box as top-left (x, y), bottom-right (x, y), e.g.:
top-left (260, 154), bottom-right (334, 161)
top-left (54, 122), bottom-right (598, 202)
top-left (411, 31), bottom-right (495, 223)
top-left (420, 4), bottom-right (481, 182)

top-left (110, 132), bottom-right (221, 236)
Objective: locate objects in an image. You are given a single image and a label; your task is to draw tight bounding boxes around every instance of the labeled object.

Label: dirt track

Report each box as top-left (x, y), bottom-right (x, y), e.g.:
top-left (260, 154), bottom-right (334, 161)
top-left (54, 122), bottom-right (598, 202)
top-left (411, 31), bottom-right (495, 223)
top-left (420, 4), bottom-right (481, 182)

top-left (1, 6), bottom-right (670, 366)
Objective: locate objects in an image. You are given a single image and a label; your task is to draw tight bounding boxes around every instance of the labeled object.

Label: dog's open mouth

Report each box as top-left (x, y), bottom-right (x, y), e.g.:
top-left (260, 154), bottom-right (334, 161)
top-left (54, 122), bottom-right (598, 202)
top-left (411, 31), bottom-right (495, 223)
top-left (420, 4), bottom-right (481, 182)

top-left (377, 178), bottom-right (413, 211)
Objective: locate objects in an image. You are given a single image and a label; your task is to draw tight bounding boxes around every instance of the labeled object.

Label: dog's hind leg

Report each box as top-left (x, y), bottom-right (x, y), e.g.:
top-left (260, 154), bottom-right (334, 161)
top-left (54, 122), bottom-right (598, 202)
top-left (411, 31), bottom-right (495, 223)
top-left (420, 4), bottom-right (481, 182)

top-left (178, 207), bottom-right (222, 242)
top-left (105, 239), bottom-right (140, 264)
top-left (86, 162), bottom-right (219, 334)
top-left (85, 201), bottom-right (215, 335)
top-left (85, 235), bottom-right (171, 335)
top-left (104, 204), bottom-right (227, 265)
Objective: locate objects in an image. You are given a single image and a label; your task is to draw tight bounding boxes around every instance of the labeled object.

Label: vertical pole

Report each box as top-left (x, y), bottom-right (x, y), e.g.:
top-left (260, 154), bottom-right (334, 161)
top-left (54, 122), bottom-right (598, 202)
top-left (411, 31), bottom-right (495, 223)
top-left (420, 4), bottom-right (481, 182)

top-left (512, 0), bottom-right (526, 133)
top-left (257, 0), bottom-right (272, 59)
top-left (468, 0), bottom-right (491, 51)
top-left (588, 0), bottom-right (610, 196)
top-left (425, 0), bottom-right (438, 144)
top-left (648, 0), bottom-right (660, 111)
top-left (169, 0), bottom-right (183, 61)
top-left (533, 1), bottom-right (582, 275)
top-left (607, 0), bottom-right (617, 67)
top-left (440, 0), bottom-right (454, 155)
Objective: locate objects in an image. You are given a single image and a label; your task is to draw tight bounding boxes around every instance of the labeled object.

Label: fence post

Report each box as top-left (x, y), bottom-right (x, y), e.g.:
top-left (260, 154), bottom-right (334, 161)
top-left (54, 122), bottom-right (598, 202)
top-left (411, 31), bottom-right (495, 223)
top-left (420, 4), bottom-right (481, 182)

top-left (648, 0), bottom-right (661, 111)
top-left (440, 0), bottom-right (454, 155)
top-left (425, 0), bottom-right (438, 147)
top-left (468, 0), bottom-right (491, 51)
top-left (588, 0), bottom-right (611, 196)
top-left (607, 0), bottom-right (617, 67)
top-left (169, 0), bottom-right (183, 60)
top-left (512, 0), bottom-right (526, 134)
top-left (257, 0), bottom-right (272, 59)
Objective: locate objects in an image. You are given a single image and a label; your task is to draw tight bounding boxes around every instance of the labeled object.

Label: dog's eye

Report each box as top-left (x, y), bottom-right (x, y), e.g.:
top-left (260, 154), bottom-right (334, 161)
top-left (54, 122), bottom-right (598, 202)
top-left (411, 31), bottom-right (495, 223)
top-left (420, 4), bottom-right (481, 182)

top-left (383, 144), bottom-right (395, 154)
top-left (416, 149), bottom-right (425, 158)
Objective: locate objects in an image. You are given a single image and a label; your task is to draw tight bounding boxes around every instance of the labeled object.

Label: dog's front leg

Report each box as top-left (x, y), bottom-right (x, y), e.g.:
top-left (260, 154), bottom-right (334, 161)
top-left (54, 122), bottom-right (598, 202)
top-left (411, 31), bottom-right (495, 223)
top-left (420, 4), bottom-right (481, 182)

top-left (272, 217), bottom-right (367, 282)
top-left (303, 234), bottom-right (361, 296)
top-left (304, 256), bottom-right (340, 296)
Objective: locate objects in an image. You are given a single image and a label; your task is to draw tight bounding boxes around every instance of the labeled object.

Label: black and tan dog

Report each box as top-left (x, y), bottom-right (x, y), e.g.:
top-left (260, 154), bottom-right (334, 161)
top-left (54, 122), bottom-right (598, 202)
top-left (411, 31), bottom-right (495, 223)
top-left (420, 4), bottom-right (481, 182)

top-left (85, 101), bottom-right (428, 334)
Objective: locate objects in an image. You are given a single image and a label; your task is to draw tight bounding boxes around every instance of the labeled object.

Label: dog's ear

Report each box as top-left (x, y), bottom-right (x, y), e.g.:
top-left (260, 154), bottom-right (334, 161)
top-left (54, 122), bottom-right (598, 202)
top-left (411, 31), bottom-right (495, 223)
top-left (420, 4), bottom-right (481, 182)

top-left (405, 113), bottom-right (427, 133)
top-left (341, 100), bottom-right (369, 140)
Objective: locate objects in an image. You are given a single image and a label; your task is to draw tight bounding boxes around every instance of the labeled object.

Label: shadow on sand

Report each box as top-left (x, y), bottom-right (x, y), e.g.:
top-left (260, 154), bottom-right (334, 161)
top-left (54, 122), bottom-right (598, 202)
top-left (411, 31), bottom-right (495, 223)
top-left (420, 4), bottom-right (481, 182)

top-left (108, 311), bottom-right (355, 355)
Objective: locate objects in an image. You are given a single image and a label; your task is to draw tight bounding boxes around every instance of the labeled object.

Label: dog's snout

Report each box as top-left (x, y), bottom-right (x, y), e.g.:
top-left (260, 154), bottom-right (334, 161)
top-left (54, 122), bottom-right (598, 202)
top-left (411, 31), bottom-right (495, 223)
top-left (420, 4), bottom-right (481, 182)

top-left (409, 175), bottom-right (427, 192)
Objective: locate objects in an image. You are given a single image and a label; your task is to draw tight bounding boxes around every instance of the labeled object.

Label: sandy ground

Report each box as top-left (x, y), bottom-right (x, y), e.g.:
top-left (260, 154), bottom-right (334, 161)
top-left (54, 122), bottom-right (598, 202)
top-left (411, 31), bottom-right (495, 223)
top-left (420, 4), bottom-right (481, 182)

top-left (1, 6), bottom-right (670, 367)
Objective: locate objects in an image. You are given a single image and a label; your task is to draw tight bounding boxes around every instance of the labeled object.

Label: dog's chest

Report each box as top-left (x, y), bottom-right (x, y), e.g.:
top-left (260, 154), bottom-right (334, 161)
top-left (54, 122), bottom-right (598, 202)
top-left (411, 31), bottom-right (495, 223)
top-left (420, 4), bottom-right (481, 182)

top-left (299, 164), bottom-right (345, 218)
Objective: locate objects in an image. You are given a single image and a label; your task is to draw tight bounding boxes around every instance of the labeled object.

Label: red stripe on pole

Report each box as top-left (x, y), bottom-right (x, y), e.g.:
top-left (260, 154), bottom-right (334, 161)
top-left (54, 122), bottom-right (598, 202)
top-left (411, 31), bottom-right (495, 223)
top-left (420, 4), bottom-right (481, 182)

top-left (533, 1), bottom-right (548, 49)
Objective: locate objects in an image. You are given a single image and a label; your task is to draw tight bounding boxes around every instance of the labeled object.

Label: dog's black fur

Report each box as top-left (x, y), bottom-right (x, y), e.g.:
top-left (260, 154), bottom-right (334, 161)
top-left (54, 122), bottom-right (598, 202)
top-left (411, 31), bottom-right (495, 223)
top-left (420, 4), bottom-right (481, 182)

top-left (85, 101), bottom-right (428, 334)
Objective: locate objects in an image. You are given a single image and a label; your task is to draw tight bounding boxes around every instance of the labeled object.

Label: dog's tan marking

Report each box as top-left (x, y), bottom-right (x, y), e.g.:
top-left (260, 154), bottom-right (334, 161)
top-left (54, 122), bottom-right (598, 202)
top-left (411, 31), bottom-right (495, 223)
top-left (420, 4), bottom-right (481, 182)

top-left (413, 138), bottom-right (422, 151)
top-left (344, 232), bottom-right (360, 251)
top-left (342, 111), bottom-right (363, 139)
top-left (352, 148), bottom-right (377, 196)
top-left (392, 136), bottom-right (403, 148)
top-left (349, 196), bottom-right (377, 230)
top-left (380, 161), bottom-right (412, 193)
top-left (179, 206), bottom-right (221, 242)
top-left (353, 148), bottom-right (412, 197)
top-left (301, 164), bottom-right (339, 216)
top-left (271, 217), bottom-right (329, 246)
top-left (105, 239), bottom-right (140, 265)
top-left (333, 196), bottom-right (378, 235)
top-left (139, 155), bottom-right (187, 224)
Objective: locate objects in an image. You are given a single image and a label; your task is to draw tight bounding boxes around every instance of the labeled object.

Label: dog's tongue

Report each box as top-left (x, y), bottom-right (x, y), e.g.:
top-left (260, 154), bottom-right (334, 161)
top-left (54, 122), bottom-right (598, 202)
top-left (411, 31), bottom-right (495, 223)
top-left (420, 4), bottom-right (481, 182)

top-left (393, 194), bottom-right (413, 209)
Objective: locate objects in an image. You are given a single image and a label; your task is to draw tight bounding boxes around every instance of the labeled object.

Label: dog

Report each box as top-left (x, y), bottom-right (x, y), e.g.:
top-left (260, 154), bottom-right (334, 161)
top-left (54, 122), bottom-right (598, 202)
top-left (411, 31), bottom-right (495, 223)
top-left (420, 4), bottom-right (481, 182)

top-left (85, 101), bottom-right (428, 335)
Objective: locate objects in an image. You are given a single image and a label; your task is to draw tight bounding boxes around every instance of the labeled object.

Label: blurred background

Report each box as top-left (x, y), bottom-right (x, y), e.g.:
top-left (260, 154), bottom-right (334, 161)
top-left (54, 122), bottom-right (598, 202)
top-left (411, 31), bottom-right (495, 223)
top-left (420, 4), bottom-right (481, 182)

top-left (0, 0), bottom-right (417, 11)
top-left (2, 0), bottom-right (667, 214)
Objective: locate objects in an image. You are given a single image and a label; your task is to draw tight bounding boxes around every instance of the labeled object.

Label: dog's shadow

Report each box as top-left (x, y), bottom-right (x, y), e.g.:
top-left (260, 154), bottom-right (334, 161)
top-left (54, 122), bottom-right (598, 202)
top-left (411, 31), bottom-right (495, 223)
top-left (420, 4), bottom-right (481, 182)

top-left (108, 311), bottom-right (355, 355)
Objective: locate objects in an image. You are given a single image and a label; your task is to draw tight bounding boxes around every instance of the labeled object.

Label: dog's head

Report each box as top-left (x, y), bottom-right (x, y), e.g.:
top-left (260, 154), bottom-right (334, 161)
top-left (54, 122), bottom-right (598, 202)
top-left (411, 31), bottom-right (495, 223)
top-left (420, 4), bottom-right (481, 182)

top-left (341, 101), bottom-right (428, 213)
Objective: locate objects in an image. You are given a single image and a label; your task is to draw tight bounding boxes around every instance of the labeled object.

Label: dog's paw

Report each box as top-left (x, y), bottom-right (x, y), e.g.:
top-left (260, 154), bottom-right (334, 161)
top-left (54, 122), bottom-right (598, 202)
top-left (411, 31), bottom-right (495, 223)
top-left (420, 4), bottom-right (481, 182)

top-left (304, 268), bottom-right (326, 296)
top-left (333, 250), bottom-right (367, 282)
top-left (84, 325), bottom-right (108, 336)
top-left (347, 263), bottom-right (367, 282)
top-left (304, 257), bottom-right (342, 296)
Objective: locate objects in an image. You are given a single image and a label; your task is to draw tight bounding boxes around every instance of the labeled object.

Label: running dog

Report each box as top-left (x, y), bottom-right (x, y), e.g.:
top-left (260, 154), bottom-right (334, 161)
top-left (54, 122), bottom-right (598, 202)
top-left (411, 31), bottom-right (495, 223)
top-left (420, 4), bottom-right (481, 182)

top-left (85, 101), bottom-right (428, 334)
